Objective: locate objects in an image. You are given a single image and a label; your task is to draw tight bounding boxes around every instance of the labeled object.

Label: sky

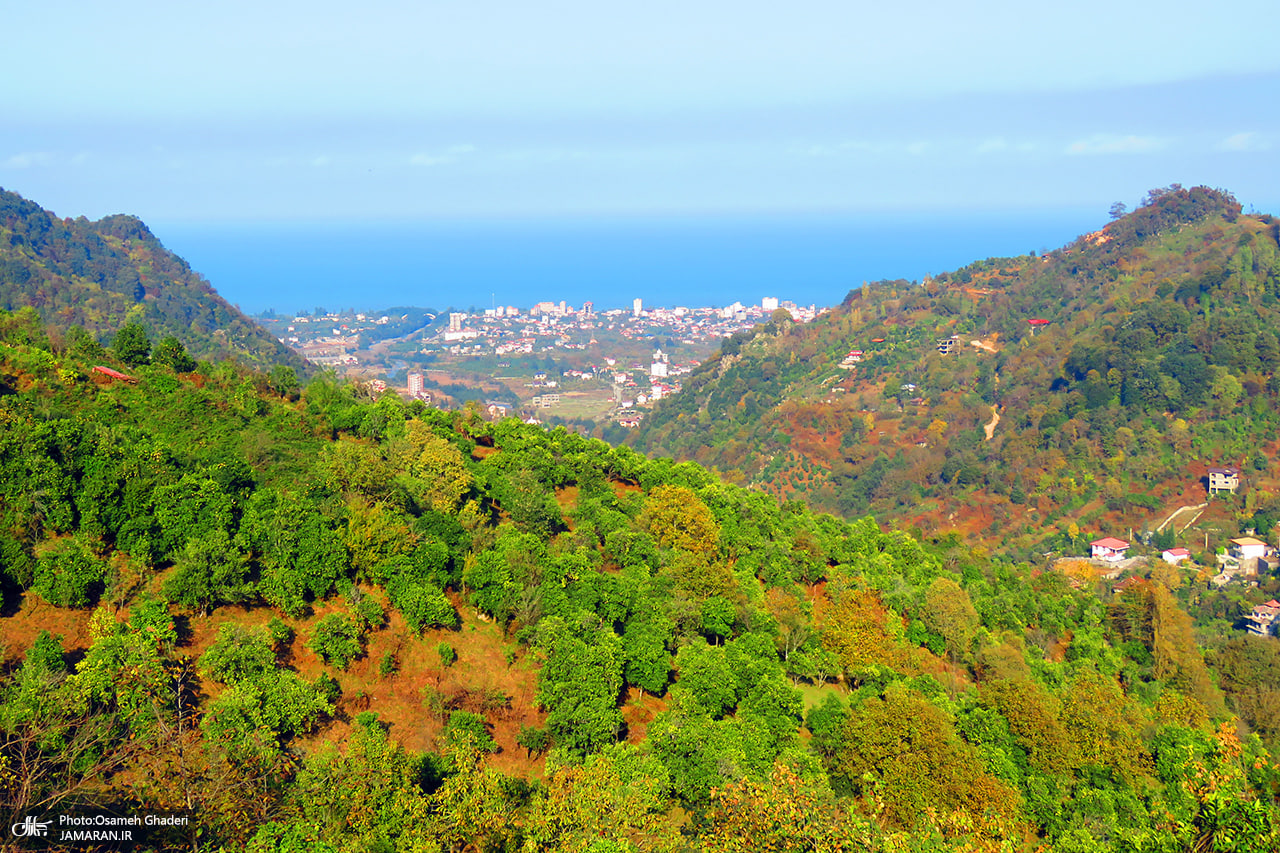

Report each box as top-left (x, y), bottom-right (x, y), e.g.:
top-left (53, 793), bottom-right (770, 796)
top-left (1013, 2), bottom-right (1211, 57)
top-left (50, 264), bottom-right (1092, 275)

top-left (3, 1), bottom-right (1279, 224)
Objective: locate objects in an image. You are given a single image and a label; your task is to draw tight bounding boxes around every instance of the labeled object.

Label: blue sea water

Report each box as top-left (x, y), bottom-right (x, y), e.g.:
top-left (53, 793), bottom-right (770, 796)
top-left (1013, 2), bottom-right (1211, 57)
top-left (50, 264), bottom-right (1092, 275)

top-left (153, 210), bottom-right (1104, 316)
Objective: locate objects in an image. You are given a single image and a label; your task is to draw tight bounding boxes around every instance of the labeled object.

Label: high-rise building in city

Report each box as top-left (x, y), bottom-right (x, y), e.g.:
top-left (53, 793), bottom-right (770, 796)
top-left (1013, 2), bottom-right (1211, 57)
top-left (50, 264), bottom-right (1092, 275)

top-left (633, 298), bottom-right (643, 317)
top-left (762, 296), bottom-right (779, 311)
top-left (408, 371), bottom-right (425, 398)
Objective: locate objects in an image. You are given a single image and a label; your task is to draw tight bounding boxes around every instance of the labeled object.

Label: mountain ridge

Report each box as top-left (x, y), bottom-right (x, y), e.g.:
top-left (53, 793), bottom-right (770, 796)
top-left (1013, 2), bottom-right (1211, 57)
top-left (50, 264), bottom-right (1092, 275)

top-left (630, 185), bottom-right (1280, 557)
top-left (0, 187), bottom-right (308, 372)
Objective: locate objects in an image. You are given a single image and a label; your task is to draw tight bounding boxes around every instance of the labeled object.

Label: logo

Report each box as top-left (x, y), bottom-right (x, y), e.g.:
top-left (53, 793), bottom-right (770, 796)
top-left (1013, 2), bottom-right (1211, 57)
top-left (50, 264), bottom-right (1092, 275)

top-left (11, 816), bottom-right (51, 837)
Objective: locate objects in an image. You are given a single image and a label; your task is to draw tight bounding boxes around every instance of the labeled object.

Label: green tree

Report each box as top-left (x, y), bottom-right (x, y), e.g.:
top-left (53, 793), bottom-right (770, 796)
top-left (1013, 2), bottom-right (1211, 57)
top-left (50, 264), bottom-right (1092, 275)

top-left (647, 691), bottom-right (747, 805)
top-left (32, 537), bottom-right (108, 608)
top-left (444, 710), bottom-right (497, 754)
top-left (700, 595), bottom-right (736, 644)
top-left (309, 613), bottom-right (363, 670)
top-left (268, 364), bottom-right (300, 398)
top-left (163, 529), bottom-right (252, 615)
top-left (672, 640), bottom-right (738, 717)
top-left (622, 609), bottom-right (673, 696)
top-left (112, 322), bottom-right (151, 366)
top-left (388, 575), bottom-right (459, 632)
top-left (152, 336), bottom-right (196, 372)
top-left (535, 620), bottom-right (625, 758)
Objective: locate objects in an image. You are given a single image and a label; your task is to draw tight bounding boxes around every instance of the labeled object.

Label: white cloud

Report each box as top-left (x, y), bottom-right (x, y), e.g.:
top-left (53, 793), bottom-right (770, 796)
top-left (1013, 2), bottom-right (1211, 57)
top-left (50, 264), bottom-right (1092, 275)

top-left (2, 151), bottom-right (53, 168)
top-left (1066, 134), bottom-right (1167, 155)
top-left (409, 144), bottom-right (476, 167)
top-left (310, 155), bottom-right (331, 167)
top-left (1218, 131), bottom-right (1270, 152)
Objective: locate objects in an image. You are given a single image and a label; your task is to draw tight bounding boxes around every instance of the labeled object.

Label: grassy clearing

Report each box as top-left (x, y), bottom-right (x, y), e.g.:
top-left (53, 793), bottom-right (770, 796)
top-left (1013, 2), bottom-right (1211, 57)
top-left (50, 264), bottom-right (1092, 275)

top-left (797, 680), bottom-right (845, 711)
top-left (541, 388), bottom-right (617, 420)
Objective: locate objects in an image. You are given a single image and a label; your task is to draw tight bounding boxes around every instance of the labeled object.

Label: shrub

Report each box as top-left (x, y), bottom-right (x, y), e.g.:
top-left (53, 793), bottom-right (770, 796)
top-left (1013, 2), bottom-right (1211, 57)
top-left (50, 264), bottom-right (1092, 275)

top-left (389, 578), bottom-right (459, 633)
top-left (313, 673), bottom-right (342, 704)
top-left (310, 614), bottom-right (363, 669)
top-left (351, 593), bottom-right (385, 632)
top-left (517, 724), bottom-right (552, 757)
top-left (380, 650), bottom-right (398, 677)
top-left (267, 617), bottom-right (294, 650)
top-left (33, 538), bottom-right (107, 608)
top-left (444, 711), bottom-right (496, 753)
top-left (201, 623), bottom-right (276, 684)
top-left (438, 642), bottom-right (457, 668)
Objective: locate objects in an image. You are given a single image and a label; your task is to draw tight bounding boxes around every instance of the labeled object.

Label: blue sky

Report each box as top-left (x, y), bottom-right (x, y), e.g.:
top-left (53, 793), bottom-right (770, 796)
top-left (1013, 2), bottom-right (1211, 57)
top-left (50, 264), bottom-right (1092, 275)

top-left (3, 1), bottom-right (1279, 223)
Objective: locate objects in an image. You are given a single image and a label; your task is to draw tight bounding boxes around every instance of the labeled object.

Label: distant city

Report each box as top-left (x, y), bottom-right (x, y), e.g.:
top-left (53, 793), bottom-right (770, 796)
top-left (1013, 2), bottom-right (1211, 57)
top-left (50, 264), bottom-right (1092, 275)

top-left (261, 296), bottom-right (825, 427)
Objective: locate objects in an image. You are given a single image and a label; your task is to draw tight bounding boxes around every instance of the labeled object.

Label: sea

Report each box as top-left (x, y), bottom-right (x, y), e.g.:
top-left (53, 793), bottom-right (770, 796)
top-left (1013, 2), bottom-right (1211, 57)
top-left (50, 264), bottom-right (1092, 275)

top-left (153, 209), bottom-right (1104, 316)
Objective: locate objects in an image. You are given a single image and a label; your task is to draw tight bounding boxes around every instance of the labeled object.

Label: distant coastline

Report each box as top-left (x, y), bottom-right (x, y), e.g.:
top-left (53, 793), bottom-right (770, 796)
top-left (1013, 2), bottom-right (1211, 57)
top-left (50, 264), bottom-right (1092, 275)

top-left (155, 209), bottom-right (1103, 315)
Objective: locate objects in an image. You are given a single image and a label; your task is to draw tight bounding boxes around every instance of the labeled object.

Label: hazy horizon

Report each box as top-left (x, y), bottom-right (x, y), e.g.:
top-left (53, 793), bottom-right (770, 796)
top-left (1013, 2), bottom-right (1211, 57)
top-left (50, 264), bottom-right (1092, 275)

top-left (154, 207), bottom-right (1112, 316)
top-left (3, 2), bottom-right (1278, 227)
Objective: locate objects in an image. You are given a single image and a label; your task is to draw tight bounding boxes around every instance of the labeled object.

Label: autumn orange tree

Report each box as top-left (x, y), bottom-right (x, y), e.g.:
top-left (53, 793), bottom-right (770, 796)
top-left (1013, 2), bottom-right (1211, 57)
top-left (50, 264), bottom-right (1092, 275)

top-left (834, 686), bottom-right (1025, 834)
top-left (643, 484), bottom-right (721, 556)
top-left (702, 764), bottom-right (881, 853)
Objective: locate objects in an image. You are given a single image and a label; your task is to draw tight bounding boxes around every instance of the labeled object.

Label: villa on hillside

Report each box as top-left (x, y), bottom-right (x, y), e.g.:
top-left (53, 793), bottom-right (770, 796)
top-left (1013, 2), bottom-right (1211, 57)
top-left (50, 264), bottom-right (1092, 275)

top-left (1091, 537), bottom-right (1130, 562)
top-left (1231, 537), bottom-right (1269, 561)
top-left (1245, 599), bottom-right (1280, 636)
top-left (1215, 536), bottom-right (1275, 584)
top-left (1208, 466), bottom-right (1240, 495)
top-left (1162, 547), bottom-right (1191, 564)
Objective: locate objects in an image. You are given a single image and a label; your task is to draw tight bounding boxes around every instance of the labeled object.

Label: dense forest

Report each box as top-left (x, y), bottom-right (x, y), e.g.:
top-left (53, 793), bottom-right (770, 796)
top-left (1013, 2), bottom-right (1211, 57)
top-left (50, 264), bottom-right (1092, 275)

top-left (0, 188), bottom-right (308, 373)
top-left (630, 187), bottom-right (1280, 559)
top-left (2, 304), bottom-right (1280, 852)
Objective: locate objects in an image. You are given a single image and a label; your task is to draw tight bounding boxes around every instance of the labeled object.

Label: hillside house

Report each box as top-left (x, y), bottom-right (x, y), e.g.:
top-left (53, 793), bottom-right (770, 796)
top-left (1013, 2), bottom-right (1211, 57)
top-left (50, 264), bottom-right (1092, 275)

top-left (936, 336), bottom-right (960, 355)
top-left (1231, 537), bottom-right (1269, 561)
top-left (530, 394), bottom-right (560, 409)
top-left (1245, 599), bottom-right (1280, 636)
top-left (1162, 547), bottom-right (1191, 564)
top-left (1208, 466), bottom-right (1240, 495)
top-left (1091, 537), bottom-right (1130, 562)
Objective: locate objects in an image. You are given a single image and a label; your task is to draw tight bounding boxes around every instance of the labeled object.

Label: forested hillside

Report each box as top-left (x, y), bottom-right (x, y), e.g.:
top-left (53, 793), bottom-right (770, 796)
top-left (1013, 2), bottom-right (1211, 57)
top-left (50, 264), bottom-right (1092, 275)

top-left (2, 308), bottom-right (1279, 852)
top-left (631, 186), bottom-right (1280, 557)
top-left (0, 188), bottom-right (308, 372)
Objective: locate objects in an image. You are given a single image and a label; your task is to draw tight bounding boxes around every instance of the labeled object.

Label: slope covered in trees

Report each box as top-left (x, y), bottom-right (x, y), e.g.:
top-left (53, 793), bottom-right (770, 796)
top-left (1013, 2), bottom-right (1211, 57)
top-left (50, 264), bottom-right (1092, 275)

top-left (1, 309), bottom-right (1279, 852)
top-left (0, 187), bottom-right (308, 372)
top-left (631, 186), bottom-right (1280, 557)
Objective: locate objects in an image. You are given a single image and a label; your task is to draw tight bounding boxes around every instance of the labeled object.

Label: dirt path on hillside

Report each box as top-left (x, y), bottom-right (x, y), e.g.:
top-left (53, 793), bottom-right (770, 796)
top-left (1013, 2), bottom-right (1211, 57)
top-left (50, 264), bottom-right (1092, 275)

top-left (1157, 502), bottom-right (1208, 534)
top-left (983, 406), bottom-right (1000, 440)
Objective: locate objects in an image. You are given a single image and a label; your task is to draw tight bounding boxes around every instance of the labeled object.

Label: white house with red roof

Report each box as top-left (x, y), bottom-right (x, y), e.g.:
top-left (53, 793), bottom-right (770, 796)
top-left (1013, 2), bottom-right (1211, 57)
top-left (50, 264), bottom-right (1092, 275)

top-left (1246, 599), bottom-right (1280, 636)
top-left (1091, 537), bottom-right (1130, 562)
top-left (1162, 547), bottom-right (1191, 564)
